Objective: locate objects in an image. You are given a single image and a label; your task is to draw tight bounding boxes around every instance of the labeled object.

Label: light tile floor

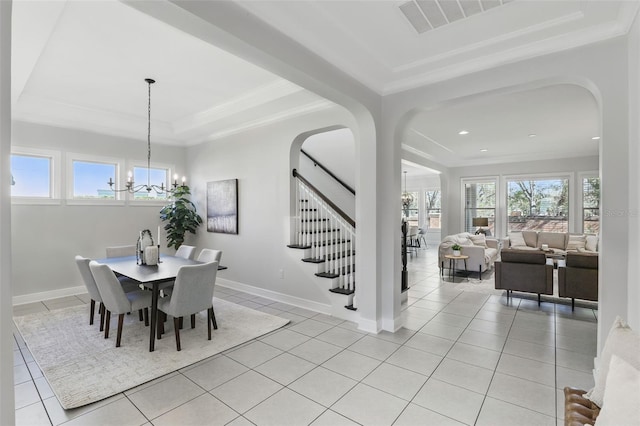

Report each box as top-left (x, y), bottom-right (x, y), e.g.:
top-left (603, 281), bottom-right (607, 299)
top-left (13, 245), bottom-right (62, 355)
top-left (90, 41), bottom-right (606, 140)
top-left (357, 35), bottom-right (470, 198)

top-left (13, 247), bottom-right (596, 425)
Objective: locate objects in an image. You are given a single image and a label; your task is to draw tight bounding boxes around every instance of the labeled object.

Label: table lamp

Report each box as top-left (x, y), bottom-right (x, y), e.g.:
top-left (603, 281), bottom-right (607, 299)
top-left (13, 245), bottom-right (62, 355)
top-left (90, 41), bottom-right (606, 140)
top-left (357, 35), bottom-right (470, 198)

top-left (472, 217), bottom-right (489, 235)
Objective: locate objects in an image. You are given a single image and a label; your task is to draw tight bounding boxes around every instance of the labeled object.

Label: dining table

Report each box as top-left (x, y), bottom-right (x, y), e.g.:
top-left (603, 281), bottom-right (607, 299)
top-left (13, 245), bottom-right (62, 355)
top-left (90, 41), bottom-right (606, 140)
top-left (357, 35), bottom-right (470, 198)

top-left (97, 254), bottom-right (227, 352)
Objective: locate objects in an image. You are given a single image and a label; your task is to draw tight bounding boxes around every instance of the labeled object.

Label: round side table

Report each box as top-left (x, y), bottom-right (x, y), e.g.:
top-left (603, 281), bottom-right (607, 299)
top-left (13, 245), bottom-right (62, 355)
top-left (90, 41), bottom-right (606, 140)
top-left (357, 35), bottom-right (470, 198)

top-left (443, 254), bottom-right (469, 282)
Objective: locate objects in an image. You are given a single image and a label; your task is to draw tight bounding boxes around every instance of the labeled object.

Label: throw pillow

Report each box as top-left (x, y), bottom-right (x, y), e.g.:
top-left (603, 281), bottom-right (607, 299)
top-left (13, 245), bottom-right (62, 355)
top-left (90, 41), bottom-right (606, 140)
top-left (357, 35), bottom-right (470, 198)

top-left (509, 232), bottom-right (526, 247)
top-left (567, 234), bottom-right (587, 251)
top-left (585, 316), bottom-right (640, 407)
top-left (585, 235), bottom-right (598, 252)
top-left (593, 355), bottom-right (640, 426)
top-left (470, 234), bottom-right (487, 248)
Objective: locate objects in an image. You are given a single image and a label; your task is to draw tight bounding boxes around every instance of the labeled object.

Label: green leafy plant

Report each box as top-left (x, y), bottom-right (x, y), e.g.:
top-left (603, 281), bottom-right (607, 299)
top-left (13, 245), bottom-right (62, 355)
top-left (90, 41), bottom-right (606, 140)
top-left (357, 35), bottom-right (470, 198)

top-left (159, 185), bottom-right (203, 249)
top-left (452, 244), bottom-right (462, 251)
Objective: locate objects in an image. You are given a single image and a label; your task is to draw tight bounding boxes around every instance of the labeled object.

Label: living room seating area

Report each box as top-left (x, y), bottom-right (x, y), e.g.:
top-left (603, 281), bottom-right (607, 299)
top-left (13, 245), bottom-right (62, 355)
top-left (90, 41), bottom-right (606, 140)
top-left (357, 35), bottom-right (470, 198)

top-left (438, 232), bottom-right (499, 279)
top-left (502, 231), bottom-right (598, 256)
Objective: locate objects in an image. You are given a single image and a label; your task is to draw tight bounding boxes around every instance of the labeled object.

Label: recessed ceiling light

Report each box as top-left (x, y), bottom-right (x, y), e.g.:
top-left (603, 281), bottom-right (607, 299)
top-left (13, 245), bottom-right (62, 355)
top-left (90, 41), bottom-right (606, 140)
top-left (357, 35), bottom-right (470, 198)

top-left (480, 149), bottom-right (488, 152)
top-left (458, 130), bottom-right (469, 135)
top-left (528, 133), bottom-right (537, 138)
top-left (592, 136), bottom-right (601, 140)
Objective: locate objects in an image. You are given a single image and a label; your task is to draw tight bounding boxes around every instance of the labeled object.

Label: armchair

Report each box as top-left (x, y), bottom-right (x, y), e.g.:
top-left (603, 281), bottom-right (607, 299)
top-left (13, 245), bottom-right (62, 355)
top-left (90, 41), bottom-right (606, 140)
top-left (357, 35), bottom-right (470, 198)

top-left (495, 249), bottom-right (553, 305)
top-left (558, 252), bottom-right (598, 310)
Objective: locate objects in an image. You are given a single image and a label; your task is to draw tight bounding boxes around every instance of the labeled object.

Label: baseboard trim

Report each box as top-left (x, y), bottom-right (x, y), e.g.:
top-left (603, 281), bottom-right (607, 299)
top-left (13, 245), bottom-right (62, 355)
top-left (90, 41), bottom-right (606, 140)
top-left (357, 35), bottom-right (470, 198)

top-left (13, 286), bottom-right (86, 306)
top-left (216, 278), bottom-right (332, 316)
top-left (357, 317), bottom-right (380, 334)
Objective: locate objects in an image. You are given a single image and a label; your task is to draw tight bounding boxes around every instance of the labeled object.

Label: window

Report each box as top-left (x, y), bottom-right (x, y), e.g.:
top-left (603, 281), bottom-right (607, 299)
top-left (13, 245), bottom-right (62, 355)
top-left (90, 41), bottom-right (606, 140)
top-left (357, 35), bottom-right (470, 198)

top-left (132, 166), bottom-right (170, 200)
top-left (507, 177), bottom-right (569, 232)
top-left (583, 177), bottom-right (600, 234)
top-left (72, 160), bottom-right (117, 199)
top-left (11, 154), bottom-right (51, 198)
top-left (424, 189), bottom-right (441, 229)
top-left (464, 181), bottom-right (496, 234)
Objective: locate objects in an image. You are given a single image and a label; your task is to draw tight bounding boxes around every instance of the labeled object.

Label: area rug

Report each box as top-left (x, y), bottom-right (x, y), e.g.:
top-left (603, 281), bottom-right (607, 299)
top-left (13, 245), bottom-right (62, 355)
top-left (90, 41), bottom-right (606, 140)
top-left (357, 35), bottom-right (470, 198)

top-left (13, 298), bottom-right (289, 409)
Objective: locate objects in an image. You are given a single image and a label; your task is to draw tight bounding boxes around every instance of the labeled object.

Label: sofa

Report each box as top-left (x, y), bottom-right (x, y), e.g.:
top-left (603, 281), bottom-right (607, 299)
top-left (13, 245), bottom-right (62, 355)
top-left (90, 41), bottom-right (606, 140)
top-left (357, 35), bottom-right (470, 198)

top-left (502, 231), bottom-right (598, 256)
top-left (559, 252), bottom-right (599, 310)
top-left (438, 232), bottom-right (499, 279)
top-left (494, 249), bottom-right (553, 305)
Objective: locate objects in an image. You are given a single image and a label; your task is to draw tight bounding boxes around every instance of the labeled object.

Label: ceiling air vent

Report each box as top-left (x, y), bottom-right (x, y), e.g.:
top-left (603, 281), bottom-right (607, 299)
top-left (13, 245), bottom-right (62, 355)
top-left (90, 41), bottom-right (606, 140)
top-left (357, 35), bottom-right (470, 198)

top-left (399, 0), bottom-right (515, 34)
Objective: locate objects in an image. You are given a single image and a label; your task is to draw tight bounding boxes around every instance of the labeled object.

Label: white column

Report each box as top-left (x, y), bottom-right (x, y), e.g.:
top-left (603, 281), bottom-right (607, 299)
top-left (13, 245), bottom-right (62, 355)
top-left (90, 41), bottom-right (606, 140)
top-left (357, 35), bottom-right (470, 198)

top-left (0, 1), bottom-right (14, 423)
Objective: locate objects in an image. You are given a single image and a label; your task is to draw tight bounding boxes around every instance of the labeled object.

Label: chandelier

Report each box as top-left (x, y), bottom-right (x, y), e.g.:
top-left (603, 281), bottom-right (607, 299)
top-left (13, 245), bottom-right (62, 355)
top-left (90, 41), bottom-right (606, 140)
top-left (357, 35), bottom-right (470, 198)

top-left (401, 171), bottom-right (414, 216)
top-left (107, 78), bottom-right (185, 195)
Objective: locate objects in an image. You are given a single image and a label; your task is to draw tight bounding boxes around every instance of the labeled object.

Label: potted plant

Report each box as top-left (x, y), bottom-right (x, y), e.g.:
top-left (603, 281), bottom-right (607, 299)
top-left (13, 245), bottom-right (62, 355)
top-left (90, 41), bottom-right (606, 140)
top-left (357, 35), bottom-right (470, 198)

top-left (452, 244), bottom-right (462, 257)
top-left (159, 185), bottom-right (203, 249)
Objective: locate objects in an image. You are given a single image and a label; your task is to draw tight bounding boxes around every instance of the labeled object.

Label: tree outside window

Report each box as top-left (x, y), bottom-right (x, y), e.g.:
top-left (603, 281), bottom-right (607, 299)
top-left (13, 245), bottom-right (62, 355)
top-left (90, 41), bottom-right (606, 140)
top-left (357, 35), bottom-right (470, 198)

top-left (583, 177), bottom-right (600, 234)
top-left (507, 178), bottom-right (568, 232)
top-left (464, 181), bottom-right (496, 234)
top-left (425, 190), bottom-right (441, 229)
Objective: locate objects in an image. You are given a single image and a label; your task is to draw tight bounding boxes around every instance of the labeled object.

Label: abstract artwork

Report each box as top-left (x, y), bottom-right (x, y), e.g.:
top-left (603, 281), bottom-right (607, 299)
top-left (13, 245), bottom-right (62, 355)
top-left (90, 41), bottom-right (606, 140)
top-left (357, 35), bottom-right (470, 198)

top-left (207, 179), bottom-right (238, 234)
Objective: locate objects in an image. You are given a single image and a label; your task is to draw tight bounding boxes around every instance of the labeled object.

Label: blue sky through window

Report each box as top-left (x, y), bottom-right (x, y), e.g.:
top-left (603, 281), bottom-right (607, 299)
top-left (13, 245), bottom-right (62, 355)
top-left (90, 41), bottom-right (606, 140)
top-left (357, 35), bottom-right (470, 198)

top-left (73, 161), bottom-right (115, 198)
top-left (11, 155), bottom-right (51, 197)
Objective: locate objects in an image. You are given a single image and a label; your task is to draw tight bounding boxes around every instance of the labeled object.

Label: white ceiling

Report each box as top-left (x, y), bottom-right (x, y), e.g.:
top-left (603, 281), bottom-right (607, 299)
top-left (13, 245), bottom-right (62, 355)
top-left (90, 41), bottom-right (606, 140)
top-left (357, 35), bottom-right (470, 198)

top-left (10, 0), bottom-right (631, 171)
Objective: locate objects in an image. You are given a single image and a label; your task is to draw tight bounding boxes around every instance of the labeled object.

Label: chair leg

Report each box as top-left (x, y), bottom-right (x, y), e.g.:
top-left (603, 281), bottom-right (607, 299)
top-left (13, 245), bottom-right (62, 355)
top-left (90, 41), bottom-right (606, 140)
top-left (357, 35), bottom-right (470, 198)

top-left (138, 309), bottom-right (143, 321)
top-left (89, 299), bottom-right (96, 325)
top-left (174, 317), bottom-right (181, 351)
top-left (104, 310), bottom-right (111, 338)
top-left (211, 307), bottom-right (218, 330)
top-left (538, 294), bottom-right (541, 306)
top-left (157, 312), bottom-right (164, 339)
top-left (144, 308), bottom-right (149, 326)
top-left (116, 314), bottom-right (124, 347)
top-left (207, 309), bottom-right (212, 340)
top-left (572, 298), bottom-right (575, 311)
top-left (99, 303), bottom-right (105, 332)
top-left (191, 314), bottom-right (196, 329)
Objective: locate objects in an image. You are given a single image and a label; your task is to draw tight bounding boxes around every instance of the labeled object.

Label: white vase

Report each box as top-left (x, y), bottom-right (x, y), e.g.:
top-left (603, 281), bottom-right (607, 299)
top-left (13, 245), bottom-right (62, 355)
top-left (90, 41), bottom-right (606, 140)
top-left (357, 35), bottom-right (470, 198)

top-left (453, 250), bottom-right (461, 256)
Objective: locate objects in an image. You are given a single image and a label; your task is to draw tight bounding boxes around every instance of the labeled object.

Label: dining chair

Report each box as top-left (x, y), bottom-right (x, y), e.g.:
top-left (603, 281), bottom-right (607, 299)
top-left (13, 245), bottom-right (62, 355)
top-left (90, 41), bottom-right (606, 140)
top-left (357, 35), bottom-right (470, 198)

top-left (89, 261), bottom-right (153, 347)
top-left (105, 245), bottom-right (136, 258)
top-left (175, 245), bottom-right (196, 260)
top-left (157, 261), bottom-right (219, 351)
top-left (197, 248), bottom-right (222, 264)
top-left (75, 256), bottom-right (141, 331)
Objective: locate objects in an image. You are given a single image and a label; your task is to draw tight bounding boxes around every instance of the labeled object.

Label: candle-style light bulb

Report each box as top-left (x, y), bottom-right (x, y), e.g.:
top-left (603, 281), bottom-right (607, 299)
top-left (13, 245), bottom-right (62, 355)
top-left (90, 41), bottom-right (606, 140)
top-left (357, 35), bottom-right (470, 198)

top-left (182, 176), bottom-right (186, 184)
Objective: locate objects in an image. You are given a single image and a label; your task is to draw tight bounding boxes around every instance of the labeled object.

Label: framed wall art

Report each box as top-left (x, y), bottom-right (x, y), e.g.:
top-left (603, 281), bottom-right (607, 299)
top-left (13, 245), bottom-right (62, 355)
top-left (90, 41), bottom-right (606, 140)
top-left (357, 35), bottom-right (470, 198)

top-left (207, 178), bottom-right (238, 234)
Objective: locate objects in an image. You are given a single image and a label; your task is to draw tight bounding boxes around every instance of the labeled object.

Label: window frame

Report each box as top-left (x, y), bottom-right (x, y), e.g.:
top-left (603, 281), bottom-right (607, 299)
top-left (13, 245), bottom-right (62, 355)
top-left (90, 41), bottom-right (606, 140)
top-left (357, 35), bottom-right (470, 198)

top-left (424, 188), bottom-right (441, 230)
top-left (66, 153), bottom-right (125, 205)
top-left (127, 160), bottom-right (176, 206)
top-left (579, 171), bottom-right (600, 235)
top-left (461, 176), bottom-right (499, 235)
top-left (10, 146), bottom-right (61, 205)
top-left (503, 172), bottom-right (575, 234)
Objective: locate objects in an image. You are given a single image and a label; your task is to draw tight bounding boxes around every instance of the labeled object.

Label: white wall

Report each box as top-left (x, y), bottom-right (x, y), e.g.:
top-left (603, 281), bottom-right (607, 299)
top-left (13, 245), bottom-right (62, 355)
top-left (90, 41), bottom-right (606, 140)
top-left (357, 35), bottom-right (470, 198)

top-left (10, 122), bottom-right (186, 300)
top-left (299, 127), bottom-right (355, 220)
top-left (188, 107), bottom-right (356, 311)
top-left (444, 155), bottom-right (599, 238)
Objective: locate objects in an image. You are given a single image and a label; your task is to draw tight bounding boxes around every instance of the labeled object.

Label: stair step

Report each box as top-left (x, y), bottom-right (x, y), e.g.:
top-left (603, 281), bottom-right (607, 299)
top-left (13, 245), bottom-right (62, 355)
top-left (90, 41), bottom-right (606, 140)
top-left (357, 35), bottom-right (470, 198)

top-left (329, 287), bottom-right (355, 295)
top-left (287, 244), bottom-right (312, 249)
top-left (315, 272), bottom-right (339, 279)
top-left (300, 208), bottom-right (318, 212)
top-left (301, 251), bottom-right (355, 263)
top-left (313, 239), bottom-right (351, 247)
top-left (345, 304), bottom-right (357, 311)
top-left (316, 265), bottom-right (355, 278)
top-left (300, 229), bottom-right (340, 234)
top-left (301, 218), bottom-right (328, 223)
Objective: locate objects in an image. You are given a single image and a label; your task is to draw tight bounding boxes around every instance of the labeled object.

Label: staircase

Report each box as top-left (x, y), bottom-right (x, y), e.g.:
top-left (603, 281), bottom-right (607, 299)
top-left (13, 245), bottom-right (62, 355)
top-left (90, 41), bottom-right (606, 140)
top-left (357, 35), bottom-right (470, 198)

top-left (288, 169), bottom-right (356, 318)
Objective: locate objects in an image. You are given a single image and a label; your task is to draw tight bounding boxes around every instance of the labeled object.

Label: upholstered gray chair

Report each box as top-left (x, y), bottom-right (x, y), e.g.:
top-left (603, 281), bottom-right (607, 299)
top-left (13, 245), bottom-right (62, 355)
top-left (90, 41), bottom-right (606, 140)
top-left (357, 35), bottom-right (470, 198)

top-left (495, 249), bottom-right (553, 305)
top-left (175, 245), bottom-right (196, 260)
top-left (157, 262), bottom-right (219, 351)
top-left (559, 252), bottom-right (598, 310)
top-left (89, 261), bottom-right (153, 347)
top-left (105, 245), bottom-right (136, 258)
top-left (197, 248), bottom-right (222, 264)
top-left (75, 256), bottom-right (140, 331)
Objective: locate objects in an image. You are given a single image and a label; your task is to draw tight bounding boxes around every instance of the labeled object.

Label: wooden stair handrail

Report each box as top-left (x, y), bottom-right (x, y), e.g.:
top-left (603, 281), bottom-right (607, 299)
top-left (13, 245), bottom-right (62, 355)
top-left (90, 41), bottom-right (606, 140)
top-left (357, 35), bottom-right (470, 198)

top-left (293, 169), bottom-right (355, 228)
top-left (301, 149), bottom-right (356, 196)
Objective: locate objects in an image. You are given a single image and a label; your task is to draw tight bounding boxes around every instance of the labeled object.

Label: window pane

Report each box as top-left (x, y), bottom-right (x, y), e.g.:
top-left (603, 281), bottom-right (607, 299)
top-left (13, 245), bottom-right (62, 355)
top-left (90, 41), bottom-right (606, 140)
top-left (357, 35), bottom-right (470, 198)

top-left (133, 167), bottom-right (169, 200)
top-left (583, 177), bottom-right (600, 233)
top-left (507, 178), bottom-right (568, 232)
top-left (11, 154), bottom-right (51, 197)
top-left (402, 191), bottom-right (418, 222)
top-left (465, 182), bottom-right (496, 234)
top-left (73, 161), bottom-right (116, 199)
top-left (425, 190), bottom-right (441, 229)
